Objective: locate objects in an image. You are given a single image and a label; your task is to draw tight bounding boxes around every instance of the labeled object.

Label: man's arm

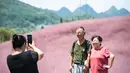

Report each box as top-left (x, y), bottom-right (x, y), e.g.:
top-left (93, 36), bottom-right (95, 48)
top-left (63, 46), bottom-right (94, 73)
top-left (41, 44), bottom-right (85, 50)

top-left (84, 53), bottom-right (90, 68)
top-left (69, 41), bottom-right (75, 72)
top-left (70, 41), bottom-right (75, 66)
top-left (84, 40), bottom-right (92, 68)
top-left (70, 56), bottom-right (73, 66)
top-left (69, 53), bottom-right (73, 72)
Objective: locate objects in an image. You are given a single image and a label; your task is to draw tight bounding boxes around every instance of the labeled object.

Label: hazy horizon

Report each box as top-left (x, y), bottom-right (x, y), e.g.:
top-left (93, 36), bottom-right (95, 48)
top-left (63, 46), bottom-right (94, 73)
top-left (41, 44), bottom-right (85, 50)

top-left (19, 0), bottom-right (130, 13)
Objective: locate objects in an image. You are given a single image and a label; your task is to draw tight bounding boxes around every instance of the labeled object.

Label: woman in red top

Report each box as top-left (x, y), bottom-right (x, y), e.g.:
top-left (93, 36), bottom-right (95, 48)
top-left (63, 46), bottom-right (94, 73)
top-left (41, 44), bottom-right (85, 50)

top-left (86, 35), bottom-right (115, 73)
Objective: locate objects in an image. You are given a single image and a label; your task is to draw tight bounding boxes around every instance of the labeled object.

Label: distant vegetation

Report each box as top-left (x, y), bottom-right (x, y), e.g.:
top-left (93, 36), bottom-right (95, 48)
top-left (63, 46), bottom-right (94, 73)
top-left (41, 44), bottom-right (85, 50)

top-left (0, 27), bottom-right (16, 43)
top-left (0, 0), bottom-right (61, 32)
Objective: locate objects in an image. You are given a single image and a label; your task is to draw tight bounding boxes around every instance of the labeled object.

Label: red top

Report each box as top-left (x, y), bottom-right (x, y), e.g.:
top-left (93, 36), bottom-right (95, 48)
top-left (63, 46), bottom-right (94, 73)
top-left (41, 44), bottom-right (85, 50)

top-left (90, 47), bottom-right (110, 73)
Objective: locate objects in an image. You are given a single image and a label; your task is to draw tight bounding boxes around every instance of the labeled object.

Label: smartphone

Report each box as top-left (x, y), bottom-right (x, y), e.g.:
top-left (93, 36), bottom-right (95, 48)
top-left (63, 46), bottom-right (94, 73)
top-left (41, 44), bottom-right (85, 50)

top-left (27, 34), bottom-right (32, 44)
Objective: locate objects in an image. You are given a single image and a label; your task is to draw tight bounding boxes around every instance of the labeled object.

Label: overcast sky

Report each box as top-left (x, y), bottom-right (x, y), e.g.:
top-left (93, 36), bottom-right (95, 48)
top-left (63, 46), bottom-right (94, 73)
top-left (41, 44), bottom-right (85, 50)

top-left (19, 0), bottom-right (130, 13)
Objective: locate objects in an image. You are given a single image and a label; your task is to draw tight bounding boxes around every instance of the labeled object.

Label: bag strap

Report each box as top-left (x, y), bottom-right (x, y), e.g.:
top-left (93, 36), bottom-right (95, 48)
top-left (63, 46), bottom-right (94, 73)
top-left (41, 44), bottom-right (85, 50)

top-left (84, 40), bottom-right (88, 54)
top-left (72, 40), bottom-right (77, 52)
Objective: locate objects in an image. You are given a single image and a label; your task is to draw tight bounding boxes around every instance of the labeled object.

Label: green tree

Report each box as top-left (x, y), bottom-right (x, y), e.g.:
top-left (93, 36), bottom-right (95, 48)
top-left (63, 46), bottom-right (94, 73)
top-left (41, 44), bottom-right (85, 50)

top-left (0, 27), bottom-right (16, 43)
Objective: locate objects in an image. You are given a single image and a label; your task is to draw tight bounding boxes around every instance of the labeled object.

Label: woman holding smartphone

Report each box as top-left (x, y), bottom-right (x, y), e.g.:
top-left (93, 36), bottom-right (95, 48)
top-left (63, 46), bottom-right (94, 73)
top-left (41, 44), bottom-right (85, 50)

top-left (7, 34), bottom-right (44, 73)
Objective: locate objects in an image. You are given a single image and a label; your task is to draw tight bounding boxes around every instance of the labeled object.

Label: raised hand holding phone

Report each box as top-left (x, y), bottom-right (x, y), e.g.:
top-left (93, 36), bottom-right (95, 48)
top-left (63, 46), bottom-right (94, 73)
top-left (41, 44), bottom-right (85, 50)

top-left (27, 34), bottom-right (32, 44)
